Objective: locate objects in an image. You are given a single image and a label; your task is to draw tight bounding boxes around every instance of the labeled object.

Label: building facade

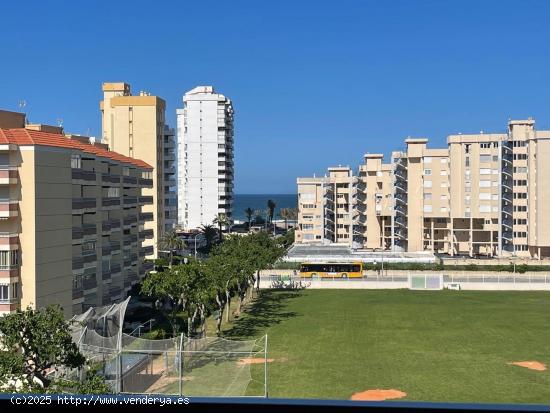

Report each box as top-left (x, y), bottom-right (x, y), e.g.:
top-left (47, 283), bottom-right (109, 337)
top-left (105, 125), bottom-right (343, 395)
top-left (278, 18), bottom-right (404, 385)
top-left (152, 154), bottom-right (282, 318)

top-left (163, 125), bottom-right (178, 232)
top-left (177, 86), bottom-right (234, 230)
top-left (0, 126), bottom-right (154, 318)
top-left (100, 82), bottom-right (165, 258)
top-left (296, 119), bottom-right (550, 259)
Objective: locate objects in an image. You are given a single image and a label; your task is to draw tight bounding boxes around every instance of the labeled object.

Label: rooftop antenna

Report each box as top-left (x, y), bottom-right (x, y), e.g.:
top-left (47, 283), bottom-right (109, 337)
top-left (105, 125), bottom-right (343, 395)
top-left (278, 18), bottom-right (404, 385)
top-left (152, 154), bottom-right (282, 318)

top-left (18, 100), bottom-right (26, 110)
top-left (56, 118), bottom-right (64, 128)
top-left (86, 127), bottom-right (91, 136)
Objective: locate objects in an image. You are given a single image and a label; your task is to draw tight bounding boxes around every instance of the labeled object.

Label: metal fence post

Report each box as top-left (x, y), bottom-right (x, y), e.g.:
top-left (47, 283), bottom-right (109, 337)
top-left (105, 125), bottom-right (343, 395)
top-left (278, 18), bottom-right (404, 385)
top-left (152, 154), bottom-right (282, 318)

top-left (179, 333), bottom-right (184, 396)
top-left (264, 334), bottom-right (268, 398)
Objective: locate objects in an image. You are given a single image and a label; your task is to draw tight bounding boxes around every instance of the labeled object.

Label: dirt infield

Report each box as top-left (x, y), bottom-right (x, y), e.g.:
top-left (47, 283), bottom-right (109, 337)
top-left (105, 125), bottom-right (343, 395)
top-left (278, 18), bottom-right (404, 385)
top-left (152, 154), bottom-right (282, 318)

top-left (237, 357), bottom-right (275, 365)
top-left (351, 389), bottom-right (407, 401)
top-left (509, 361), bottom-right (547, 371)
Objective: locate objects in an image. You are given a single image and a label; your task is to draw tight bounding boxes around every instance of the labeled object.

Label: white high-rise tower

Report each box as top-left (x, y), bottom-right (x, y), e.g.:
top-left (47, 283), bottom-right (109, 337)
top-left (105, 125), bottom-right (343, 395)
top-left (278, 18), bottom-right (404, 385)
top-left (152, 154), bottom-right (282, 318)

top-left (177, 86), bottom-right (234, 230)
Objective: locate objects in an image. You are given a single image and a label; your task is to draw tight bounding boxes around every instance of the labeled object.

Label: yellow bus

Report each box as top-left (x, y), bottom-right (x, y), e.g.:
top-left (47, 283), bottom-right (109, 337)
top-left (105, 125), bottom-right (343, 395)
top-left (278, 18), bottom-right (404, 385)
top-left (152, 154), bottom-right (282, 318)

top-left (299, 262), bottom-right (363, 279)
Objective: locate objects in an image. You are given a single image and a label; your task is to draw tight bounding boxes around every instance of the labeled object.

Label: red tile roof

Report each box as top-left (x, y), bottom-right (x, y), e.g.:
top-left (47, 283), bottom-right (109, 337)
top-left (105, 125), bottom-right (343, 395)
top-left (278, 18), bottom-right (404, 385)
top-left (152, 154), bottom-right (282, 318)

top-left (0, 128), bottom-right (152, 169)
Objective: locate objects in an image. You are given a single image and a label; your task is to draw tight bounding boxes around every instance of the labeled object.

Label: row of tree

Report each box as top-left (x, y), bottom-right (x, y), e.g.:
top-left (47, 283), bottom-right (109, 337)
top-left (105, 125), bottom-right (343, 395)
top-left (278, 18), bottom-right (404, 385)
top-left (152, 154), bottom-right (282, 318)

top-left (142, 231), bottom-right (287, 337)
top-left (244, 205), bottom-right (298, 230)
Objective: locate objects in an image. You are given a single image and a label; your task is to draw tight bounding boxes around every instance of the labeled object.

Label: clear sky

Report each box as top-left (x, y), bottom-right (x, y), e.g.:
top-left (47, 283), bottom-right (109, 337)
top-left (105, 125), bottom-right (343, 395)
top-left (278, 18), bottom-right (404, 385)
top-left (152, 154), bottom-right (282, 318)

top-left (1, 0), bottom-right (549, 193)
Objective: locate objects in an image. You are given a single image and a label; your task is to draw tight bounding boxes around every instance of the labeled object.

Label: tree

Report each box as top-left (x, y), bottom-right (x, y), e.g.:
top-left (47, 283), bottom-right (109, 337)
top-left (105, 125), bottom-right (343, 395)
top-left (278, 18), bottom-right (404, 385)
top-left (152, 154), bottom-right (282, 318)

top-left (213, 213), bottom-right (230, 241)
top-left (200, 224), bottom-right (218, 253)
top-left (244, 207), bottom-right (254, 230)
top-left (159, 230), bottom-right (184, 268)
top-left (0, 305), bottom-right (109, 394)
top-left (267, 199), bottom-right (276, 224)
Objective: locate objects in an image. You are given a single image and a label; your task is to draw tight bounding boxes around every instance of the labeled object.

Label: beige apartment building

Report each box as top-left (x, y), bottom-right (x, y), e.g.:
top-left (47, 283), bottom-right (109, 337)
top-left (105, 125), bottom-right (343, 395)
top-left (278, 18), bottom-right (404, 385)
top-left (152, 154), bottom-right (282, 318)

top-left (296, 118), bottom-right (550, 259)
top-left (0, 115), bottom-right (154, 317)
top-left (100, 82), bottom-right (165, 258)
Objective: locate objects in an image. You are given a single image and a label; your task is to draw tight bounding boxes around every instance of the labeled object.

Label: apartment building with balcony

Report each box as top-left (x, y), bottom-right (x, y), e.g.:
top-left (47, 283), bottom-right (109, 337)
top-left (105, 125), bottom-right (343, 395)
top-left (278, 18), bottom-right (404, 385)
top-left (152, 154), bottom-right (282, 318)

top-left (163, 125), bottom-right (177, 232)
top-left (296, 118), bottom-right (550, 259)
top-left (100, 82), bottom-right (165, 258)
top-left (0, 125), bottom-right (154, 317)
top-left (177, 86), bottom-right (234, 230)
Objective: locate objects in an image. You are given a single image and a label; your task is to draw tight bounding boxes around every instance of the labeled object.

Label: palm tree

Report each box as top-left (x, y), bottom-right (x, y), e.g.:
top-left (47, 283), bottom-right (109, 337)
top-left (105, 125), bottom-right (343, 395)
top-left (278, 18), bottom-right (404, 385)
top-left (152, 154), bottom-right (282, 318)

top-left (200, 224), bottom-right (218, 252)
top-left (213, 213), bottom-right (229, 241)
top-left (267, 199), bottom-right (276, 224)
top-left (286, 207), bottom-right (298, 227)
top-left (159, 230), bottom-right (184, 268)
top-left (279, 208), bottom-right (289, 231)
top-left (244, 207), bottom-right (254, 231)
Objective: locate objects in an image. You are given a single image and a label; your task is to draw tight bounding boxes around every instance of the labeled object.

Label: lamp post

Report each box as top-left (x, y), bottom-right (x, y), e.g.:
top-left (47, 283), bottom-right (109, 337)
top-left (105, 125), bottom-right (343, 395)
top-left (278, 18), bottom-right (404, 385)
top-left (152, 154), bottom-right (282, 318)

top-left (190, 233), bottom-right (201, 260)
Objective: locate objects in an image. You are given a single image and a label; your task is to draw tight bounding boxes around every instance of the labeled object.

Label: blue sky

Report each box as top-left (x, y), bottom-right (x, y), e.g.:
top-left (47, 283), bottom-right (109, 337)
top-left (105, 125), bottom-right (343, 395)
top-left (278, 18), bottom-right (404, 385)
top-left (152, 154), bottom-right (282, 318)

top-left (1, 0), bottom-right (550, 193)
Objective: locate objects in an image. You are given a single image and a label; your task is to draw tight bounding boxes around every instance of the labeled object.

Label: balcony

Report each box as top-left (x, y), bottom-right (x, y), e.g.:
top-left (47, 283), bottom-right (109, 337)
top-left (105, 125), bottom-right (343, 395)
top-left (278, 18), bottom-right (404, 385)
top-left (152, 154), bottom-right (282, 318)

top-left (82, 223), bottom-right (96, 237)
top-left (139, 177), bottom-right (153, 187)
top-left (0, 167), bottom-right (18, 185)
top-left (72, 169), bottom-right (96, 183)
top-left (102, 173), bottom-right (120, 185)
top-left (109, 286), bottom-right (122, 297)
top-left (102, 244), bottom-right (112, 256)
top-left (72, 288), bottom-right (84, 300)
top-left (139, 196), bottom-right (153, 205)
top-left (141, 261), bottom-right (154, 274)
top-left (72, 198), bottom-right (96, 212)
top-left (109, 219), bottom-right (121, 231)
top-left (102, 197), bottom-right (120, 208)
top-left (111, 263), bottom-right (121, 275)
top-left (123, 216), bottom-right (137, 227)
top-left (123, 257), bottom-right (132, 268)
top-left (140, 245), bottom-right (154, 257)
top-left (139, 228), bottom-right (154, 240)
top-left (123, 176), bottom-right (138, 186)
top-left (101, 268), bottom-right (111, 280)
top-left (139, 212), bottom-right (153, 222)
top-left (0, 232), bottom-right (19, 248)
top-left (123, 196), bottom-right (137, 206)
top-left (0, 200), bottom-right (18, 218)
top-left (82, 253), bottom-right (97, 264)
top-left (72, 227), bottom-right (83, 240)
top-left (72, 257), bottom-right (84, 271)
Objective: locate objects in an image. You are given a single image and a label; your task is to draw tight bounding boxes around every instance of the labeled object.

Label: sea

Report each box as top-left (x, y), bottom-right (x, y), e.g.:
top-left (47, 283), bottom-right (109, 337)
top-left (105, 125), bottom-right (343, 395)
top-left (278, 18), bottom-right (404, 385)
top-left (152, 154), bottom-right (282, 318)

top-left (232, 194), bottom-right (298, 222)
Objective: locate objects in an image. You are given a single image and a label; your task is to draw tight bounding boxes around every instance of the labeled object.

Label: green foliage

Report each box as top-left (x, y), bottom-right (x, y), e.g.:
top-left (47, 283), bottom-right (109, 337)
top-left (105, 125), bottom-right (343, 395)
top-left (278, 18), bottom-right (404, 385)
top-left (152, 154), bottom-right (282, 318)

top-left (75, 373), bottom-right (112, 394)
top-left (267, 199), bottom-right (276, 223)
top-left (0, 305), bottom-right (108, 394)
top-left (278, 228), bottom-right (295, 249)
top-left (200, 224), bottom-right (218, 253)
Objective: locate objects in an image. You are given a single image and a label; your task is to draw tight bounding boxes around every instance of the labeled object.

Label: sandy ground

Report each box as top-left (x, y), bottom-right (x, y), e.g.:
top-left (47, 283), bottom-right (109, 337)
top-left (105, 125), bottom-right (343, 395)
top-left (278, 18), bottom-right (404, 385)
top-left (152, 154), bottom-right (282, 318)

top-left (237, 357), bottom-right (275, 365)
top-left (351, 389), bottom-right (407, 401)
top-left (509, 361), bottom-right (547, 371)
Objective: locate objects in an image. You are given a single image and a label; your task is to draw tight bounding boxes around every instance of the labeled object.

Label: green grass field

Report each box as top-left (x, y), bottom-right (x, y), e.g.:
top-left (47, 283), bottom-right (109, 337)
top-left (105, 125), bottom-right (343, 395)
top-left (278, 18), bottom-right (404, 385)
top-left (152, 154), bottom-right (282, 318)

top-left (221, 289), bottom-right (550, 404)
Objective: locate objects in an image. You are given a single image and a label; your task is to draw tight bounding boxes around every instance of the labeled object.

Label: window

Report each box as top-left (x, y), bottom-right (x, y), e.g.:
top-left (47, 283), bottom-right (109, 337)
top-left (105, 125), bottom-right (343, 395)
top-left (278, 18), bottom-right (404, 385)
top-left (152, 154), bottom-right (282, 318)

top-left (440, 207), bottom-right (448, 213)
top-left (0, 250), bottom-right (18, 268)
top-left (424, 193), bottom-right (432, 200)
top-left (493, 155), bottom-right (499, 162)
top-left (424, 180), bottom-right (432, 188)
top-left (479, 193), bottom-right (491, 200)
top-left (302, 204), bottom-right (315, 209)
top-left (71, 154), bottom-right (81, 169)
top-left (424, 169), bottom-right (432, 175)
top-left (492, 169), bottom-right (499, 175)
top-left (514, 167), bottom-right (528, 173)
top-left (0, 284), bottom-right (8, 301)
top-left (441, 182), bottom-right (448, 188)
top-left (301, 224), bottom-right (314, 230)
top-left (423, 205), bottom-right (433, 213)
top-left (480, 143), bottom-right (491, 149)
top-left (465, 145), bottom-right (471, 154)
top-left (465, 157), bottom-right (470, 167)
top-left (493, 142), bottom-right (499, 148)
top-left (480, 180), bottom-right (491, 187)
top-left (440, 158), bottom-right (448, 164)
top-left (480, 155), bottom-right (492, 163)
top-left (300, 193), bottom-right (315, 200)
top-left (513, 180), bottom-right (527, 186)
top-left (302, 215), bottom-right (313, 220)
top-left (424, 157), bottom-right (432, 163)
top-left (480, 168), bottom-right (491, 175)
top-left (465, 195), bottom-right (471, 205)
top-left (441, 194), bottom-right (447, 200)
top-left (303, 234), bottom-right (314, 240)
top-left (479, 205), bottom-right (491, 213)
top-left (440, 170), bottom-right (447, 176)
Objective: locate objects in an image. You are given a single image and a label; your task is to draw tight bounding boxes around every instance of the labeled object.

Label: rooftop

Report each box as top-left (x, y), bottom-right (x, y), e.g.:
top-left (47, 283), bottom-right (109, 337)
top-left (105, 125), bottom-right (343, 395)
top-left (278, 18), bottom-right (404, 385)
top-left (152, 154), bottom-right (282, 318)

top-left (0, 128), bottom-right (152, 169)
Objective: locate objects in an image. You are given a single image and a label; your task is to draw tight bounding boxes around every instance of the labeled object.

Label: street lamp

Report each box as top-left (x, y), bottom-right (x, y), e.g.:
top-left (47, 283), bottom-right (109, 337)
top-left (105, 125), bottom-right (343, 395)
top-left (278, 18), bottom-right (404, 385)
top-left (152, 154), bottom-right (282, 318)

top-left (190, 233), bottom-right (201, 260)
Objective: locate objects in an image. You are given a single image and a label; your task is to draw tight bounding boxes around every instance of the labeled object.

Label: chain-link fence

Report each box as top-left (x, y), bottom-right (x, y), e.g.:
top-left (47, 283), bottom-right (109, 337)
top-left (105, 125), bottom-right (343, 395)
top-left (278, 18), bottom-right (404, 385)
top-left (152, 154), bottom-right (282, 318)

top-left (68, 298), bottom-right (268, 397)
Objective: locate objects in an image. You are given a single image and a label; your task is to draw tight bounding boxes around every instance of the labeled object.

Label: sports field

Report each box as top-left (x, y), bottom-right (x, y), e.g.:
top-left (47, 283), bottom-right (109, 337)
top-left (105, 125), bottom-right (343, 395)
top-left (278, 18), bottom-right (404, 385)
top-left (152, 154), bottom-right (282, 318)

top-left (223, 289), bottom-right (550, 403)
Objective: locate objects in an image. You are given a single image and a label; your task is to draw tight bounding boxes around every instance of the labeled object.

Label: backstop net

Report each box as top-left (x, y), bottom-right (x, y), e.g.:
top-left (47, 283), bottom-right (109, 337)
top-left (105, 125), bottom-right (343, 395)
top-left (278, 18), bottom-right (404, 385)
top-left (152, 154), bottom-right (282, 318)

top-left (68, 298), bottom-right (268, 397)
top-left (409, 273), bottom-right (444, 290)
